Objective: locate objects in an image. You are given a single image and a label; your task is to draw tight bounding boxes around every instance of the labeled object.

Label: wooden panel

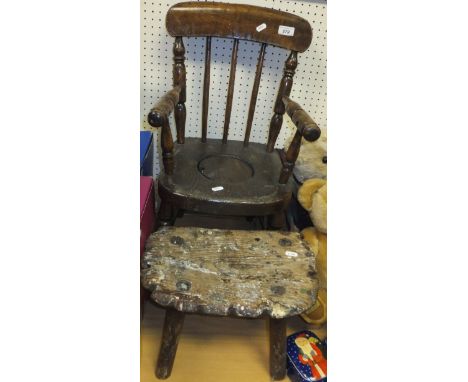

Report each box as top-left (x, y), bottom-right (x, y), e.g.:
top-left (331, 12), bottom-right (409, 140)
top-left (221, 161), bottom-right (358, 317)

top-left (166, 2), bottom-right (312, 53)
top-left (141, 227), bottom-right (319, 319)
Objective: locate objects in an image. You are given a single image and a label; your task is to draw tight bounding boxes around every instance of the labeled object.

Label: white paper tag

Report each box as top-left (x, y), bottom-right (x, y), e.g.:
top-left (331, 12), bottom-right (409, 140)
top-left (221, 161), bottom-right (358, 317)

top-left (256, 23), bottom-right (267, 32)
top-left (278, 25), bottom-right (295, 36)
top-left (285, 251), bottom-right (298, 257)
top-left (212, 186), bottom-right (224, 192)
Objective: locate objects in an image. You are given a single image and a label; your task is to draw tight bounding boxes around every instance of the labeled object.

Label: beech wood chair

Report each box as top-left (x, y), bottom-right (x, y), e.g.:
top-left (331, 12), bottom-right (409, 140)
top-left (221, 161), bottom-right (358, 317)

top-left (148, 2), bottom-right (321, 227)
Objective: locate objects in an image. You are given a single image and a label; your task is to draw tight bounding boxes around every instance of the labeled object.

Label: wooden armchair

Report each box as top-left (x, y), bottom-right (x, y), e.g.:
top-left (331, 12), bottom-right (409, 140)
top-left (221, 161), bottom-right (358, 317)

top-left (148, 2), bottom-right (321, 227)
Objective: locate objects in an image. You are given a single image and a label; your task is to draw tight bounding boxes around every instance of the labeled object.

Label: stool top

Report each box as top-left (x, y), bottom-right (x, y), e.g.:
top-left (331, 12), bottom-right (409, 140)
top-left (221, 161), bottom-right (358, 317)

top-left (141, 227), bottom-right (318, 319)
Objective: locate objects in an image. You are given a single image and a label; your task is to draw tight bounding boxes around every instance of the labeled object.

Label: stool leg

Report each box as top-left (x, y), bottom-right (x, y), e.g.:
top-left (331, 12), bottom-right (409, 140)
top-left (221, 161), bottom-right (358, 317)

top-left (156, 309), bottom-right (185, 379)
top-left (269, 317), bottom-right (287, 380)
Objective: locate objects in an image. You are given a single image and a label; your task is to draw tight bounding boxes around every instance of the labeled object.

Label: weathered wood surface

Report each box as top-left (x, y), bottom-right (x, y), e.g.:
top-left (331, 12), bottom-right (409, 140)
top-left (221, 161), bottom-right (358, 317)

top-left (166, 2), bottom-right (312, 52)
top-left (141, 227), bottom-right (319, 319)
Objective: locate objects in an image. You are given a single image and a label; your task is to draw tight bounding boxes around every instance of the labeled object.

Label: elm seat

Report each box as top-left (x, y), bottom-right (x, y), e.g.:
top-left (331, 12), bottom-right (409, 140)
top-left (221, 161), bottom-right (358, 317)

top-left (158, 138), bottom-right (294, 216)
top-left (141, 227), bottom-right (318, 379)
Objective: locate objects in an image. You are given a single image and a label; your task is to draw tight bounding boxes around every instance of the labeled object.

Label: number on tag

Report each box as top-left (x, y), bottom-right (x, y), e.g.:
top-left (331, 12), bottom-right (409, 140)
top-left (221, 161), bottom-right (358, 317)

top-left (278, 25), bottom-right (295, 36)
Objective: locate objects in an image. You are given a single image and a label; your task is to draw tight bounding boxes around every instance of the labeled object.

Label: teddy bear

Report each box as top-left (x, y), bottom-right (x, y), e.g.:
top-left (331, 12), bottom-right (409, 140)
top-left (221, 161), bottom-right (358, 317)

top-left (298, 178), bottom-right (327, 325)
top-left (286, 128), bottom-right (327, 182)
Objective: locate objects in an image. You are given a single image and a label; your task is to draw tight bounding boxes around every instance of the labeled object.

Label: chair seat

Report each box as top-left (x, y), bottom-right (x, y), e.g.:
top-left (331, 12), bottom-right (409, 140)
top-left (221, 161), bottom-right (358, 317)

top-left (141, 226), bottom-right (319, 319)
top-left (158, 138), bottom-right (293, 216)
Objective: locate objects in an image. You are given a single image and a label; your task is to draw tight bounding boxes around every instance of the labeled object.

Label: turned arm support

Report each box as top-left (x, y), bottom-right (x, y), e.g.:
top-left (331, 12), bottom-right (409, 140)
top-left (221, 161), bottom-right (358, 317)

top-left (282, 96), bottom-right (321, 142)
top-left (147, 86), bottom-right (181, 175)
top-left (279, 97), bottom-right (321, 184)
top-left (147, 86), bottom-right (182, 127)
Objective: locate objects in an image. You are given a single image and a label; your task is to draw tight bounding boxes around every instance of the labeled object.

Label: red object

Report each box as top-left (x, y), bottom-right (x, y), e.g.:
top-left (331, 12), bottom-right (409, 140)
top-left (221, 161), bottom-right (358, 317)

top-left (140, 176), bottom-right (155, 316)
top-left (287, 331), bottom-right (327, 381)
top-left (140, 176), bottom-right (155, 256)
top-left (298, 342), bottom-right (327, 380)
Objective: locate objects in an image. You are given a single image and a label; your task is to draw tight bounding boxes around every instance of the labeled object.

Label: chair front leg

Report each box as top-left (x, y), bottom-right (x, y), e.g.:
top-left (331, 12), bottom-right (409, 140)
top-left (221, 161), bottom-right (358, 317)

top-left (269, 317), bottom-right (287, 380)
top-left (156, 309), bottom-right (185, 379)
top-left (158, 199), bottom-right (176, 227)
top-left (268, 212), bottom-right (285, 230)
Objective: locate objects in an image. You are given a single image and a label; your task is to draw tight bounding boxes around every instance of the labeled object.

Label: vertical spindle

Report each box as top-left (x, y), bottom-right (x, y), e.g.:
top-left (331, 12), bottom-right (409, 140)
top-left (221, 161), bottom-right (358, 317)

top-left (267, 51), bottom-right (298, 152)
top-left (161, 116), bottom-right (175, 175)
top-left (173, 37), bottom-right (186, 144)
top-left (201, 36), bottom-right (212, 143)
top-left (278, 130), bottom-right (302, 184)
top-left (222, 39), bottom-right (239, 144)
top-left (244, 43), bottom-right (267, 146)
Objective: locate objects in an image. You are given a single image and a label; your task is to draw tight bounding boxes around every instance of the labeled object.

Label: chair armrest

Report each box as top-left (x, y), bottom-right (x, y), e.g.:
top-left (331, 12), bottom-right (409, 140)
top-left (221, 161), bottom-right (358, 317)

top-left (278, 97), bottom-right (321, 184)
top-left (147, 86), bottom-right (182, 127)
top-left (282, 96), bottom-right (321, 142)
top-left (147, 86), bottom-right (182, 175)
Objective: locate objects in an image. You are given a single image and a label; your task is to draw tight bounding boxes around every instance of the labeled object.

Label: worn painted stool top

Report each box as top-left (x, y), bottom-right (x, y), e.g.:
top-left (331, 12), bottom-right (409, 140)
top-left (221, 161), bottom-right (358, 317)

top-left (141, 227), bottom-right (319, 319)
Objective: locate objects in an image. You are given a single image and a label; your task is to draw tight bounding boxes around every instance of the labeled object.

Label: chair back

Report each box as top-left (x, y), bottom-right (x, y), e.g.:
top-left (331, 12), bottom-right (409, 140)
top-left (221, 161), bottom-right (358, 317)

top-left (166, 2), bottom-right (313, 149)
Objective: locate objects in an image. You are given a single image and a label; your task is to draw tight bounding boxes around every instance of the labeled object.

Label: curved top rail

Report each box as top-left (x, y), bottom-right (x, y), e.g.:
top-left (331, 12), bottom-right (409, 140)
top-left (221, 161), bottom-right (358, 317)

top-left (166, 2), bottom-right (312, 52)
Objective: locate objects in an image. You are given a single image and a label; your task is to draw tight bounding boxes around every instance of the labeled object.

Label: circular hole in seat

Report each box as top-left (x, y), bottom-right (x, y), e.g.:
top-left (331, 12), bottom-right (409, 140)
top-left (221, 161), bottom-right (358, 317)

top-left (198, 154), bottom-right (254, 183)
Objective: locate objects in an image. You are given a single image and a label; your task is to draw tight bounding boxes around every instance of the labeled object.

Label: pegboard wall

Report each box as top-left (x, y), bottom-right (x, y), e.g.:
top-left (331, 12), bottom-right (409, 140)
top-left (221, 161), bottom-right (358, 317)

top-left (141, 0), bottom-right (327, 176)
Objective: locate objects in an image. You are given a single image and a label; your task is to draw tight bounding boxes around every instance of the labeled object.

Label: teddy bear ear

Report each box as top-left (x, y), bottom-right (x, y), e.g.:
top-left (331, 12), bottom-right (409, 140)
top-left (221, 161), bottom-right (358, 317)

top-left (298, 179), bottom-right (327, 210)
